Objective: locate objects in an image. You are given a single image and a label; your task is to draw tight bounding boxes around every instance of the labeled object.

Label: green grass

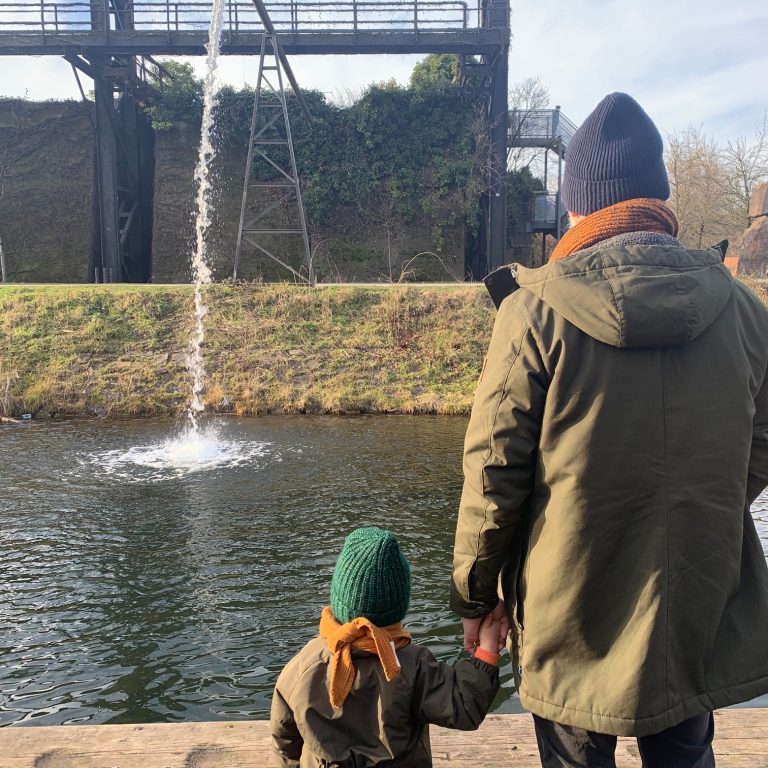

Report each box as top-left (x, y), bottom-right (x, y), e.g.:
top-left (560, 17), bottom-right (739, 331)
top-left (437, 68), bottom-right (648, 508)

top-left (0, 283), bottom-right (494, 418)
top-left (3, 278), bottom-right (765, 419)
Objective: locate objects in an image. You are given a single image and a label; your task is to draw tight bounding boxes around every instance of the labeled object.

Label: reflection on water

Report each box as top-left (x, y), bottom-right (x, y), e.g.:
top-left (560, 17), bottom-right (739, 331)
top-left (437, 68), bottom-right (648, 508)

top-left (0, 416), bottom-right (766, 725)
top-left (0, 417), bottom-right (485, 725)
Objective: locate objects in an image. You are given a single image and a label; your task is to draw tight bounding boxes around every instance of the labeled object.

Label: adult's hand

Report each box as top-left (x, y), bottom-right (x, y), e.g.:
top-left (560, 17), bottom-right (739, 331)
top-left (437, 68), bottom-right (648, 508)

top-left (462, 616), bottom-right (483, 653)
top-left (490, 599), bottom-right (511, 652)
top-left (462, 600), bottom-right (510, 653)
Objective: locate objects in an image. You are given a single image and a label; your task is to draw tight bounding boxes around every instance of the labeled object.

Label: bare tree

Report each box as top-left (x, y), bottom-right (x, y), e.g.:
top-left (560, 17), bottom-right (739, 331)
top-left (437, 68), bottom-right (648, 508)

top-left (510, 77), bottom-right (550, 113)
top-left (666, 126), bottom-right (742, 249)
top-left (507, 77), bottom-right (550, 172)
top-left (666, 120), bottom-right (768, 249)
top-left (723, 113), bottom-right (768, 229)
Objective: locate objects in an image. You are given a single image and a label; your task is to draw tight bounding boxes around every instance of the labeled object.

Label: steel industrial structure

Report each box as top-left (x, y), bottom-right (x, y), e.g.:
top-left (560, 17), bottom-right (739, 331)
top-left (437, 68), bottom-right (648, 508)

top-left (234, 32), bottom-right (314, 283)
top-left (508, 105), bottom-right (577, 264)
top-left (0, 0), bottom-right (510, 281)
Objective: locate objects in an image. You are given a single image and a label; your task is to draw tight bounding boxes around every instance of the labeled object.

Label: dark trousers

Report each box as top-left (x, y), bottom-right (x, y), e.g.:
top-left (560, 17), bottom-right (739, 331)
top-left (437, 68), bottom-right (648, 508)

top-left (533, 712), bottom-right (715, 768)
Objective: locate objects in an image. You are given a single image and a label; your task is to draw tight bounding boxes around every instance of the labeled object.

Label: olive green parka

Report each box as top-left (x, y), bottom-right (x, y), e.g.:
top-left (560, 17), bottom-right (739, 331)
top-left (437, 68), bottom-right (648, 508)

top-left (451, 241), bottom-right (768, 736)
top-left (270, 637), bottom-right (499, 767)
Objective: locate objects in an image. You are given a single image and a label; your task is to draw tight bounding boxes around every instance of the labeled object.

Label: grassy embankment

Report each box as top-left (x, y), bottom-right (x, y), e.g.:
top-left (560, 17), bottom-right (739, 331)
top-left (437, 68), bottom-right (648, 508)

top-left (2, 279), bottom-right (767, 420)
top-left (0, 283), bottom-right (495, 418)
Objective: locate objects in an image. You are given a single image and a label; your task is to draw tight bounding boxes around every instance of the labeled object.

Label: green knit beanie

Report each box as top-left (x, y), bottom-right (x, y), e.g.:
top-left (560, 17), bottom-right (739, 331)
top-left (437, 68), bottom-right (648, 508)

top-left (330, 527), bottom-right (411, 626)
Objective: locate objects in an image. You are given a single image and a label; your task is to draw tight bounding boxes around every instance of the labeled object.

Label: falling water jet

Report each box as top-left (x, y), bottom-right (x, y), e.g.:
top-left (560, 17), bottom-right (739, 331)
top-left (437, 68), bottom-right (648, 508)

top-left (187, 0), bottom-right (227, 434)
top-left (86, 0), bottom-right (266, 479)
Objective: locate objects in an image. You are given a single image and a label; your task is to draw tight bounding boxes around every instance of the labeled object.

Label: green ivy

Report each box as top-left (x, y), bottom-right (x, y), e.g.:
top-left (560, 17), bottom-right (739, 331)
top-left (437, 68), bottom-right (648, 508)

top-left (144, 55), bottom-right (536, 255)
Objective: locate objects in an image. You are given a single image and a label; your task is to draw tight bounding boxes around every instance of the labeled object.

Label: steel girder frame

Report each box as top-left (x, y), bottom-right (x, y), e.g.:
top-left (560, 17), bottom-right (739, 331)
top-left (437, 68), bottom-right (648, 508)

top-left (483, 0), bottom-right (509, 275)
top-left (233, 32), bottom-right (313, 284)
top-left (0, 0), bottom-right (510, 280)
top-left (85, 0), bottom-right (153, 282)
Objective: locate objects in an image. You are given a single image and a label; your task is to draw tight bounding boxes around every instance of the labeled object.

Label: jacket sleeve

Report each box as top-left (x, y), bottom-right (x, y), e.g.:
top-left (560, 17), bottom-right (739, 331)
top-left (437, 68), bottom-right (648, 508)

top-left (451, 295), bottom-right (548, 617)
top-left (747, 369), bottom-right (768, 507)
top-left (270, 667), bottom-right (303, 768)
top-left (414, 650), bottom-right (500, 730)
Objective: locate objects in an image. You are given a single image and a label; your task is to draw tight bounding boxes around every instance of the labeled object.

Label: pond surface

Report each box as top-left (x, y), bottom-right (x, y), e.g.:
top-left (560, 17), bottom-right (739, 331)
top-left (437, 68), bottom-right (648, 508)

top-left (1, 416), bottom-right (766, 726)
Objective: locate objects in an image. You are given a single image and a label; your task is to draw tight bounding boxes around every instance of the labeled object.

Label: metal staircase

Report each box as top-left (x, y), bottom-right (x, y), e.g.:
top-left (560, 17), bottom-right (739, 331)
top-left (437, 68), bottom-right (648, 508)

top-left (508, 106), bottom-right (576, 242)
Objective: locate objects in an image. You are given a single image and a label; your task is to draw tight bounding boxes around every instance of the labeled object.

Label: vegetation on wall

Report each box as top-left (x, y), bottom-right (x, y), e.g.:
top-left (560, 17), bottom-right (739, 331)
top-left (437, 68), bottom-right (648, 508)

top-left (145, 56), bottom-right (540, 269)
top-left (2, 278), bottom-right (766, 418)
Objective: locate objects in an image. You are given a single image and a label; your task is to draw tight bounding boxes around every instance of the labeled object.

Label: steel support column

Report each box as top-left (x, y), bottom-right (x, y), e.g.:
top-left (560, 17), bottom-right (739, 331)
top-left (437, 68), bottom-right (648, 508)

top-left (83, 0), bottom-right (154, 282)
top-left (484, 0), bottom-right (509, 274)
top-left (91, 59), bottom-right (121, 282)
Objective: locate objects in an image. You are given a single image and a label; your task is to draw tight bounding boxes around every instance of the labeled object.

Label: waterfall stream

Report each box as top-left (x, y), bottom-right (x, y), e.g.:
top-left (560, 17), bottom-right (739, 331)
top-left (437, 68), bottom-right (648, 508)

top-left (187, 0), bottom-right (227, 433)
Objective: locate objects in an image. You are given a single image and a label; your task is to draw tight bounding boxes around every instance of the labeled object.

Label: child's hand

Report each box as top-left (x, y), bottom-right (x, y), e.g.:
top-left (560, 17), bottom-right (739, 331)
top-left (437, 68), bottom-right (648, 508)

top-left (478, 610), bottom-right (502, 653)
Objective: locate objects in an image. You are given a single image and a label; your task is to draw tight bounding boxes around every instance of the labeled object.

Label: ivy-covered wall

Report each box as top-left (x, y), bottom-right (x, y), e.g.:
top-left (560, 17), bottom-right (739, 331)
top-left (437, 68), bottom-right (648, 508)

top-left (0, 56), bottom-right (541, 283)
top-left (148, 56), bottom-right (484, 282)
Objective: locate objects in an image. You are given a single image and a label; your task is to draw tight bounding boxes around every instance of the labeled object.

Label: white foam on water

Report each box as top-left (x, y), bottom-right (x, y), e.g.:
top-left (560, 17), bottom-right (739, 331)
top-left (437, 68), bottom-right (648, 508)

top-left (86, 425), bottom-right (273, 482)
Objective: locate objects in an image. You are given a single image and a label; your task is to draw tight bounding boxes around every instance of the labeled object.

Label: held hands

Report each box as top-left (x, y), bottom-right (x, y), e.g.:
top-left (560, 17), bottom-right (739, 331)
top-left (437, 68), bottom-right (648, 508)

top-left (462, 599), bottom-right (509, 654)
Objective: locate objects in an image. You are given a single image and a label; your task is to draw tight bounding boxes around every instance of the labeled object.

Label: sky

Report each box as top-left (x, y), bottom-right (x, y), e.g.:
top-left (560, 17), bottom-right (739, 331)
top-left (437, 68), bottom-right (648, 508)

top-left (1, 0), bottom-right (766, 142)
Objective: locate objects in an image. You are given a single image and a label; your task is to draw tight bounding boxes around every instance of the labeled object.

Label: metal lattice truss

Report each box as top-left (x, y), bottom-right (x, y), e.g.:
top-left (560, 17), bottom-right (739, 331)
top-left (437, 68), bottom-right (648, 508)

top-left (0, 0), bottom-right (510, 280)
top-left (234, 31), bottom-right (313, 284)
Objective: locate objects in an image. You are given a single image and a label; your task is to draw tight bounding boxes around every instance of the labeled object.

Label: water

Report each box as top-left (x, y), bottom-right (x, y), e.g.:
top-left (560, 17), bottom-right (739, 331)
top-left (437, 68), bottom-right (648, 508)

top-left (89, 424), bottom-right (271, 482)
top-left (187, 0), bottom-right (226, 433)
top-left (0, 417), bottom-right (490, 725)
top-left (0, 416), bottom-right (766, 726)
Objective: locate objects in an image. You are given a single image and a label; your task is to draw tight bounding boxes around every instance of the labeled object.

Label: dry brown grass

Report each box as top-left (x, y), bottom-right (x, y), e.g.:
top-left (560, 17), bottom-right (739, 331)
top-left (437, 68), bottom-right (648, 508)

top-left (0, 283), bottom-right (493, 418)
top-left (5, 277), bottom-right (763, 420)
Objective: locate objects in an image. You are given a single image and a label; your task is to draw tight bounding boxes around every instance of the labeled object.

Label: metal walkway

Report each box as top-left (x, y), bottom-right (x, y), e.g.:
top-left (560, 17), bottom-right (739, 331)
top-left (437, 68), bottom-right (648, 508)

top-left (0, 0), bottom-right (505, 54)
top-left (508, 107), bottom-right (578, 248)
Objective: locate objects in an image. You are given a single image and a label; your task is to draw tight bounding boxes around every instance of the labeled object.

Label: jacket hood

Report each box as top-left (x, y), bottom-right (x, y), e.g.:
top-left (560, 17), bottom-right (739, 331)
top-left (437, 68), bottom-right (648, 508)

top-left (514, 245), bottom-right (734, 348)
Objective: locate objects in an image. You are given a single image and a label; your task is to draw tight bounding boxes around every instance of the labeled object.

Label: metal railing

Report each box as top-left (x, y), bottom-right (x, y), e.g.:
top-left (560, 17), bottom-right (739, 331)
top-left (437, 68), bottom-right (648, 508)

top-left (0, 0), bottom-right (478, 34)
top-left (509, 108), bottom-right (577, 146)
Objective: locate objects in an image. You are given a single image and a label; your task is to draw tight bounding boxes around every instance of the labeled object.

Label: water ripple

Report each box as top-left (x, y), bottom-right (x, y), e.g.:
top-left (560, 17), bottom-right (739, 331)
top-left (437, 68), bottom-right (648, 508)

top-left (0, 416), bottom-right (766, 724)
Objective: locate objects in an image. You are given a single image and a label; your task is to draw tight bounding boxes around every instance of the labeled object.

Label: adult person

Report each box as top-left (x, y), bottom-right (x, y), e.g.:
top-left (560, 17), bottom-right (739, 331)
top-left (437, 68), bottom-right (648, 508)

top-left (451, 92), bottom-right (768, 767)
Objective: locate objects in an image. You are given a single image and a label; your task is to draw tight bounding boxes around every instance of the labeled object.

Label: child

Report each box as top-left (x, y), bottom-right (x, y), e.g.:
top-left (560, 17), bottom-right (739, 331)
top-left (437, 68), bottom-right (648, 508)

top-left (270, 526), bottom-right (501, 767)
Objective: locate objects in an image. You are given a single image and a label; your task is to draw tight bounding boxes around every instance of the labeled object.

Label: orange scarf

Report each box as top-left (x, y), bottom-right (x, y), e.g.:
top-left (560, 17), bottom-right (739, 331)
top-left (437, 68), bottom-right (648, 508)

top-left (319, 606), bottom-right (412, 709)
top-left (550, 198), bottom-right (678, 261)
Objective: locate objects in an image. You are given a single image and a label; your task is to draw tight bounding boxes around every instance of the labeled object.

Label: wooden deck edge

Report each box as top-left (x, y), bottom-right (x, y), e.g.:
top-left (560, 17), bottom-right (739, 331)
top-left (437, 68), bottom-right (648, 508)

top-left (0, 710), bottom-right (765, 768)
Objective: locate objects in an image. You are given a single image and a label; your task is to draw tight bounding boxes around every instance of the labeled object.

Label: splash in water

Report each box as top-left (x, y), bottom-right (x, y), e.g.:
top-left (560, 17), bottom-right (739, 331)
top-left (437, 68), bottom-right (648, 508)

top-left (88, 424), bottom-right (274, 482)
top-left (188, 0), bottom-right (227, 433)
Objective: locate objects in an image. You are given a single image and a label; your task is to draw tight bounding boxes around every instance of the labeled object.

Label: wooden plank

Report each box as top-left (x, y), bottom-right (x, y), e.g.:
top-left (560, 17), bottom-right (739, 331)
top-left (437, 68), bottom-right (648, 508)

top-left (0, 711), bottom-right (765, 768)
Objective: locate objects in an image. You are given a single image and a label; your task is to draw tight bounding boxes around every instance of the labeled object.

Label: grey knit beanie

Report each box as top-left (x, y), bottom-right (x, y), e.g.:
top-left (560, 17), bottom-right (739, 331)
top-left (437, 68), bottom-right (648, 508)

top-left (562, 92), bottom-right (669, 215)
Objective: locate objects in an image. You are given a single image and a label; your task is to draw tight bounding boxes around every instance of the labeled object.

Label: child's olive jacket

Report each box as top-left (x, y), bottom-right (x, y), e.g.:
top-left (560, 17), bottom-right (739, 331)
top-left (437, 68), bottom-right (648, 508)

top-left (270, 636), bottom-right (499, 767)
top-left (451, 242), bottom-right (768, 736)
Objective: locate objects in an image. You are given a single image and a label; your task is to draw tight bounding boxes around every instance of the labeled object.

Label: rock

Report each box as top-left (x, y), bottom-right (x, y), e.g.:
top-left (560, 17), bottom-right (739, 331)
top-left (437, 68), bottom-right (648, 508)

top-left (749, 181), bottom-right (768, 219)
top-left (733, 182), bottom-right (768, 275)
